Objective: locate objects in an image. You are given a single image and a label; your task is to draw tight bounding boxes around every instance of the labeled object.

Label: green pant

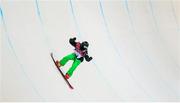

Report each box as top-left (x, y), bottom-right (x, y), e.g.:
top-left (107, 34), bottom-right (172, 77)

top-left (60, 53), bottom-right (81, 77)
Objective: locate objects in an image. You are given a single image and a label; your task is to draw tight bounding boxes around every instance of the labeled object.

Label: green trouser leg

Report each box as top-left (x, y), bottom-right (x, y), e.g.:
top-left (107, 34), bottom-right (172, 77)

top-left (60, 53), bottom-right (76, 66)
top-left (66, 59), bottom-right (81, 77)
top-left (60, 53), bottom-right (81, 77)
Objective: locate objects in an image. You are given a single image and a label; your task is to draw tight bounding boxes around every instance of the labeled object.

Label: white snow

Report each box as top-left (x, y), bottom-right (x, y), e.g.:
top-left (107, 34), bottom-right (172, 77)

top-left (1, 0), bottom-right (180, 102)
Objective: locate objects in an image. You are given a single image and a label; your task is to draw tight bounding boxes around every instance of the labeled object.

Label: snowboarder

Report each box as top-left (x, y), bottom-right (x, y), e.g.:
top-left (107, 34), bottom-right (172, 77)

top-left (56, 37), bottom-right (93, 79)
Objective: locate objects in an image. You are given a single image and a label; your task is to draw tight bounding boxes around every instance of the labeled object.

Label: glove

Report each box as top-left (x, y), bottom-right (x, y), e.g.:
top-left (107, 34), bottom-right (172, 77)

top-left (69, 37), bottom-right (76, 44)
top-left (72, 37), bottom-right (76, 41)
top-left (87, 57), bottom-right (93, 62)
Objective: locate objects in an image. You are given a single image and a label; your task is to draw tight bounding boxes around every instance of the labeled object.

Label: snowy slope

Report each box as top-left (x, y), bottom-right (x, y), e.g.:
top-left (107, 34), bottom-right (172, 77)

top-left (1, 0), bottom-right (180, 101)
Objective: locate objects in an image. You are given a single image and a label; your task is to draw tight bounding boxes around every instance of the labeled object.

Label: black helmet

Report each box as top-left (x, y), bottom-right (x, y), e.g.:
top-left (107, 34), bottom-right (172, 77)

top-left (81, 41), bottom-right (89, 49)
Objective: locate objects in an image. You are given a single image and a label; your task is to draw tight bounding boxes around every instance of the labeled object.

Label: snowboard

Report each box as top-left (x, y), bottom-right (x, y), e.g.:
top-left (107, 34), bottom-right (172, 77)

top-left (50, 53), bottom-right (74, 89)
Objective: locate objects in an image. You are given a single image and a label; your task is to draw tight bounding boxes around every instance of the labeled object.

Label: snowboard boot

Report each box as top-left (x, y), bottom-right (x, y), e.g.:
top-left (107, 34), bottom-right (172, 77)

top-left (55, 60), bottom-right (61, 68)
top-left (65, 73), bottom-right (70, 79)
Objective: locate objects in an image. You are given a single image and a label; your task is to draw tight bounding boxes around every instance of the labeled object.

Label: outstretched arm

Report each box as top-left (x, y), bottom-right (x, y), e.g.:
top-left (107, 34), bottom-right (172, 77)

top-left (69, 37), bottom-right (77, 47)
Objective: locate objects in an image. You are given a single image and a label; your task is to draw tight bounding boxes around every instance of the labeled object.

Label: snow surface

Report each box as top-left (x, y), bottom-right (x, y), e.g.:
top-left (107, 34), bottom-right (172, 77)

top-left (1, 0), bottom-right (180, 102)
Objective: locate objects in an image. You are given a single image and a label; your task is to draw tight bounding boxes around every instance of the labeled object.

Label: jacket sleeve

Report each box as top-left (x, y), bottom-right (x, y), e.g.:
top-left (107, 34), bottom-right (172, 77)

top-left (69, 37), bottom-right (77, 47)
top-left (84, 51), bottom-right (93, 62)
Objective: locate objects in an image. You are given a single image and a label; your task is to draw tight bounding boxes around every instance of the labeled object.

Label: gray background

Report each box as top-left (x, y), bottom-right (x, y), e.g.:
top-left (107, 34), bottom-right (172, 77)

top-left (1, 0), bottom-right (180, 102)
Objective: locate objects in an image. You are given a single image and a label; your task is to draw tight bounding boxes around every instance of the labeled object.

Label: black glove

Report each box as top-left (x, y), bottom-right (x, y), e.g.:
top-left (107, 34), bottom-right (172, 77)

top-left (72, 37), bottom-right (76, 41)
top-left (69, 37), bottom-right (77, 46)
top-left (87, 57), bottom-right (93, 62)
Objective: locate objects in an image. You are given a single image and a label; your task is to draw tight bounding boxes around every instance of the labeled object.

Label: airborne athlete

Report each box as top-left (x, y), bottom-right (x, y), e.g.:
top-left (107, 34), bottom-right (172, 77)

top-left (55, 37), bottom-right (93, 79)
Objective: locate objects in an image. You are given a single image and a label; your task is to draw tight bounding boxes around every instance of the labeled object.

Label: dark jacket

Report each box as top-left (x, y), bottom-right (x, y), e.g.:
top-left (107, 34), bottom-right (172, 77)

top-left (69, 37), bottom-right (93, 62)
